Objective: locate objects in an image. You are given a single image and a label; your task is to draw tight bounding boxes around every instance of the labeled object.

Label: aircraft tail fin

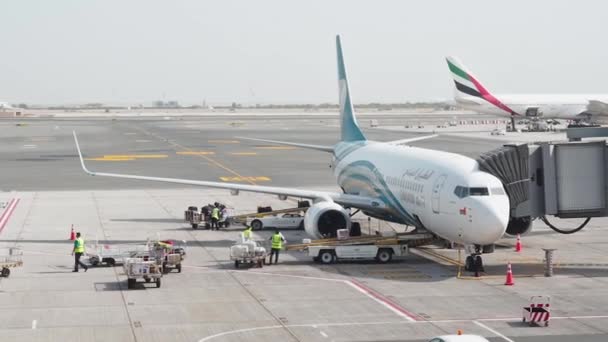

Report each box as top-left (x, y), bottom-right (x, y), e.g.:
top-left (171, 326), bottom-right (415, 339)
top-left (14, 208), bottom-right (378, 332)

top-left (446, 56), bottom-right (518, 116)
top-left (336, 35), bottom-right (366, 142)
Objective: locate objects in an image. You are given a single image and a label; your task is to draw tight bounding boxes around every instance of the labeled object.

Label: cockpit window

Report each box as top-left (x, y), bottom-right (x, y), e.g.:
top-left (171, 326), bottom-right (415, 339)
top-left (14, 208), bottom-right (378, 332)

top-left (454, 186), bottom-right (491, 197)
top-left (491, 187), bottom-right (506, 195)
top-left (454, 186), bottom-right (469, 198)
top-left (469, 187), bottom-right (489, 196)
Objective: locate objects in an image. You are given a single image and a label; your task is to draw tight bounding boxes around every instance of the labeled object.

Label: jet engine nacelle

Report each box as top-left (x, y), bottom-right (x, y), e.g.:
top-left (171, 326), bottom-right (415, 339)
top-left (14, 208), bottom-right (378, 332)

top-left (304, 201), bottom-right (351, 238)
top-left (506, 216), bottom-right (533, 236)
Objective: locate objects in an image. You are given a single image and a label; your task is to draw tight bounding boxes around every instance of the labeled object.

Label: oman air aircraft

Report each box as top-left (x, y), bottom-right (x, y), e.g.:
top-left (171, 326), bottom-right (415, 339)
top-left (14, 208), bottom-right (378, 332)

top-left (446, 56), bottom-right (608, 121)
top-left (74, 36), bottom-right (510, 264)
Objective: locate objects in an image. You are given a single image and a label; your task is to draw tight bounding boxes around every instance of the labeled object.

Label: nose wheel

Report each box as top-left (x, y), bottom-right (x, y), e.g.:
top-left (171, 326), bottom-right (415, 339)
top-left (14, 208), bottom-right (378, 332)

top-left (464, 246), bottom-right (485, 276)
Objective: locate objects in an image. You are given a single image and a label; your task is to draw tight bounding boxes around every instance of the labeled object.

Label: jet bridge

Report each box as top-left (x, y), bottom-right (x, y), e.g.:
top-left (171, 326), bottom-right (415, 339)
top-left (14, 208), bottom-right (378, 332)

top-left (477, 129), bottom-right (608, 235)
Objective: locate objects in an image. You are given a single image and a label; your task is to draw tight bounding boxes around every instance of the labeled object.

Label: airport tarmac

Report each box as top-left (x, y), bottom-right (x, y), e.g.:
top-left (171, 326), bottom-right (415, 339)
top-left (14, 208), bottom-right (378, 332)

top-left (1, 113), bottom-right (608, 342)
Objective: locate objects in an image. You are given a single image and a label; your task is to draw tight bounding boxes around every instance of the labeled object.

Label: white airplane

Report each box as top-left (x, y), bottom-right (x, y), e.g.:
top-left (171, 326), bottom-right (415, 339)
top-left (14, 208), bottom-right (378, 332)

top-left (0, 102), bottom-right (15, 110)
top-left (446, 56), bottom-right (608, 121)
top-left (74, 36), bottom-right (510, 264)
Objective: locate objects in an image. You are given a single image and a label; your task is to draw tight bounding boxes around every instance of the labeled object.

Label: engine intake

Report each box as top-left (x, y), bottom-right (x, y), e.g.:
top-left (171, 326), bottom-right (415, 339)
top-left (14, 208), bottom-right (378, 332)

top-left (304, 201), bottom-right (350, 238)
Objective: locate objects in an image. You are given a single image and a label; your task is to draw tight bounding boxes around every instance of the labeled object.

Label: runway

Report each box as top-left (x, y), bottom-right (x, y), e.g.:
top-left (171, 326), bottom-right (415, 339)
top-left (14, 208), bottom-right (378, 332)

top-left (0, 113), bottom-right (606, 342)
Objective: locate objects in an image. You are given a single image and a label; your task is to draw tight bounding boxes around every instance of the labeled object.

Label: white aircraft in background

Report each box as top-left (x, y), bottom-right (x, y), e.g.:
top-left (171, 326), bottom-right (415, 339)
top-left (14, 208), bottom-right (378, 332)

top-left (446, 56), bottom-right (608, 122)
top-left (74, 36), bottom-right (510, 265)
top-left (0, 102), bottom-right (15, 110)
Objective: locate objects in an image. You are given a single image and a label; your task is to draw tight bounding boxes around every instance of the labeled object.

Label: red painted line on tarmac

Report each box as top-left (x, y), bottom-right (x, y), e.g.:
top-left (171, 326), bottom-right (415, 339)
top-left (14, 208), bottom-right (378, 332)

top-left (349, 278), bottom-right (421, 321)
top-left (0, 198), bottom-right (20, 234)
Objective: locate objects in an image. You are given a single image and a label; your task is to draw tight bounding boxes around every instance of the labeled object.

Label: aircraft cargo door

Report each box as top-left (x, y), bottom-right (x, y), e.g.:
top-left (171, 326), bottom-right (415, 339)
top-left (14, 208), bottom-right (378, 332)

top-left (432, 174), bottom-right (447, 214)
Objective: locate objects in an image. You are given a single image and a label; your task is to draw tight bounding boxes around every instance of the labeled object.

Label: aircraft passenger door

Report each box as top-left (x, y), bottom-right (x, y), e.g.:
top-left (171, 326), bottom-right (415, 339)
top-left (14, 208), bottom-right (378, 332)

top-left (431, 174), bottom-right (447, 214)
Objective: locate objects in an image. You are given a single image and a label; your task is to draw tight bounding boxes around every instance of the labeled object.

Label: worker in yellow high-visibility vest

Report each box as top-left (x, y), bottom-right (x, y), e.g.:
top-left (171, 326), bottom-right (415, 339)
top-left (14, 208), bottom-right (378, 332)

top-left (268, 230), bottom-right (286, 265)
top-left (243, 226), bottom-right (253, 241)
top-left (211, 206), bottom-right (220, 230)
top-left (71, 232), bottom-right (88, 272)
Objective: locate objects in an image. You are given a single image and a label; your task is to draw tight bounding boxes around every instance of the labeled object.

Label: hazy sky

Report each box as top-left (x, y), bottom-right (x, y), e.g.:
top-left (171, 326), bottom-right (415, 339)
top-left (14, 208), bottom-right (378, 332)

top-left (2, 0), bottom-right (608, 105)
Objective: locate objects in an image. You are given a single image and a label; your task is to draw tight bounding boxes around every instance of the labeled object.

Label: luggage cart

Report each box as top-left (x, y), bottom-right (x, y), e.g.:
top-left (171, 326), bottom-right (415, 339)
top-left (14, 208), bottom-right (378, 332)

top-left (230, 240), bottom-right (268, 268)
top-left (159, 240), bottom-right (187, 273)
top-left (0, 248), bottom-right (22, 277)
top-left (87, 242), bottom-right (149, 267)
top-left (522, 296), bottom-right (551, 326)
top-left (123, 258), bottom-right (162, 289)
top-left (184, 207), bottom-right (210, 229)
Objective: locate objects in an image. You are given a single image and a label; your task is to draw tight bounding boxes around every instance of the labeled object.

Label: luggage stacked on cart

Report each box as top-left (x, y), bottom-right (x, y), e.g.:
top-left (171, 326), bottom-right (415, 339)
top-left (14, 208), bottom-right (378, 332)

top-left (124, 258), bottom-right (162, 289)
top-left (230, 240), bottom-right (268, 268)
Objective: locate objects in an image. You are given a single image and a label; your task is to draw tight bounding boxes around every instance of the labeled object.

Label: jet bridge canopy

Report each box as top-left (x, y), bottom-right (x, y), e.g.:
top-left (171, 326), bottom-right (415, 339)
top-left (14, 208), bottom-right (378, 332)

top-left (477, 136), bottom-right (608, 235)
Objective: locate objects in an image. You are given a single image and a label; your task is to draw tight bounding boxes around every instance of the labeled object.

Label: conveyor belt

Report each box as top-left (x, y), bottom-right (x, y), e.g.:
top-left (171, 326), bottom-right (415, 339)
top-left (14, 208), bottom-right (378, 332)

top-left (286, 233), bottom-right (436, 250)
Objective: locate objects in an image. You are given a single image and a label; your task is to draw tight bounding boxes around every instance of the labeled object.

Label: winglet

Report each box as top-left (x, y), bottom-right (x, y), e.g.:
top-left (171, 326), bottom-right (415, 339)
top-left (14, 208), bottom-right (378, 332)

top-left (336, 35), bottom-right (366, 142)
top-left (73, 131), bottom-right (95, 176)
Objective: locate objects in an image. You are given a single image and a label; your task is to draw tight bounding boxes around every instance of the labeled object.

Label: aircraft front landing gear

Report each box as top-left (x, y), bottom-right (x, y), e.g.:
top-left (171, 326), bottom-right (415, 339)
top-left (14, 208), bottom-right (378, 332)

top-left (464, 246), bottom-right (485, 277)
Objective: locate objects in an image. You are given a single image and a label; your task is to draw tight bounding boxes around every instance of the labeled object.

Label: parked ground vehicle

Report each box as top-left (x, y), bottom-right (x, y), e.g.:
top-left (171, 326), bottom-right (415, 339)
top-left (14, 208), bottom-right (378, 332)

top-left (249, 213), bottom-right (304, 230)
top-left (490, 128), bottom-right (506, 135)
top-left (288, 232), bottom-right (436, 264)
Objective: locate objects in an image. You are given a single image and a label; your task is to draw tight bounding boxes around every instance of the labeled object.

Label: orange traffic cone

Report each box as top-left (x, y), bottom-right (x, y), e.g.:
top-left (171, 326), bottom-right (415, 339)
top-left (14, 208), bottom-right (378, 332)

top-left (515, 234), bottom-right (522, 252)
top-left (505, 262), bottom-right (515, 286)
top-left (69, 225), bottom-right (75, 241)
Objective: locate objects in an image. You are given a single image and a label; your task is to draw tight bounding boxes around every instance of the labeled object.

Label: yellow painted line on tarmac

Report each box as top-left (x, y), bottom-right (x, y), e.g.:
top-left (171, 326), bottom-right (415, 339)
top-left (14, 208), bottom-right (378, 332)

top-left (125, 125), bottom-right (259, 186)
top-left (102, 154), bottom-right (168, 159)
top-left (176, 151), bottom-right (216, 155)
top-left (220, 176), bottom-right (271, 182)
top-left (85, 157), bottom-right (136, 161)
top-left (415, 247), bottom-right (463, 266)
top-left (230, 152), bottom-right (257, 156)
top-left (255, 146), bottom-right (297, 150)
top-left (208, 140), bottom-right (240, 144)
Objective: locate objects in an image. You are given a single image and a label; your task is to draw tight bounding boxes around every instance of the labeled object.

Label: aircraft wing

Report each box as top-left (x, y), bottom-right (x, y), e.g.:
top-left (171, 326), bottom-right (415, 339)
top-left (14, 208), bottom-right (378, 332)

top-left (73, 132), bottom-right (386, 211)
top-left (386, 134), bottom-right (437, 146)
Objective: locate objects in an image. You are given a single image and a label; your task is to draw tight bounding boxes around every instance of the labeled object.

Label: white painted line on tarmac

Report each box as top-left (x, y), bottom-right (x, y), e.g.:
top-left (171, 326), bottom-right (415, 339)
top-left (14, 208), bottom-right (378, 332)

top-left (473, 321), bottom-right (514, 342)
top-left (22, 144), bottom-right (37, 149)
top-left (320, 331), bottom-right (328, 338)
top-left (32, 320), bottom-right (37, 329)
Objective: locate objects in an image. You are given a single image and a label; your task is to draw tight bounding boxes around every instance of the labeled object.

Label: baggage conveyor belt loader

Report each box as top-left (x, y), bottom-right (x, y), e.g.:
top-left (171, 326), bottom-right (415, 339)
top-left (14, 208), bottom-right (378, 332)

top-left (286, 232), bottom-right (437, 264)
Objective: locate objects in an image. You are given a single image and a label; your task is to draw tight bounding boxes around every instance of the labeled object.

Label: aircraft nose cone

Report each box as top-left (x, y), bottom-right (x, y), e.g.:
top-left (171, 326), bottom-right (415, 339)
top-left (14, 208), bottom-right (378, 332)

top-left (468, 199), bottom-right (509, 245)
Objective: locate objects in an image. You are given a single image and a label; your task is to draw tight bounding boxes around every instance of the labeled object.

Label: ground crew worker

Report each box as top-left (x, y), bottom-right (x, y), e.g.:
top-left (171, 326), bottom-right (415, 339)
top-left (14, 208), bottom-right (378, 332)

top-left (243, 226), bottom-right (253, 241)
top-left (211, 205), bottom-right (220, 230)
top-left (72, 232), bottom-right (88, 272)
top-left (268, 230), bottom-right (286, 265)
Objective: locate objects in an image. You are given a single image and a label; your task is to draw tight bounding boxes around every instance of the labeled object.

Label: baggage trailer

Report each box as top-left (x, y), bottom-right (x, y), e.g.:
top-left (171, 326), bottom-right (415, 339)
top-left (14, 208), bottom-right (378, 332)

top-left (159, 239), bottom-right (187, 273)
top-left (230, 240), bottom-right (268, 268)
top-left (287, 232), bottom-right (436, 264)
top-left (123, 258), bottom-right (162, 289)
top-left (184, 207), bottom-right (210, 229)
top-left (0, 248), bottom-right (22, 277)
top-left (87, 242), bottom-right (149, 267)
